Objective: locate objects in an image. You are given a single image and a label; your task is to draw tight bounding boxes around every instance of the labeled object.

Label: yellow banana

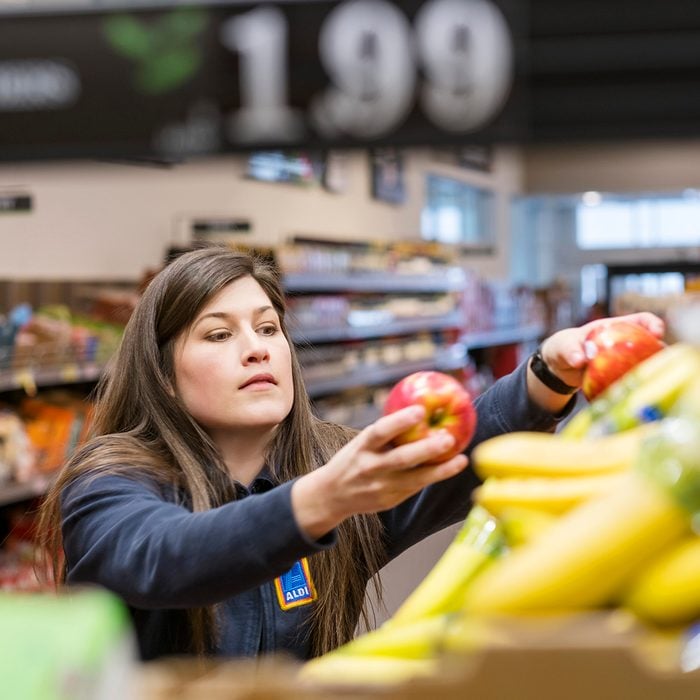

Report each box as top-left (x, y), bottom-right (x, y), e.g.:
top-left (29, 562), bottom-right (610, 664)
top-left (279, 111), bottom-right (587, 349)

top-left (464, 418), bottom-right (700, 615)
top-left (473, 472), bottom-right (627, 517)
top-left (299, 655), bottom-right (438, 686)
top-left (464, 474), bottom-right (689, 614)
top-left (441, 614), bottom-right (511, 654)
top-left (335, 615), bottom-right (451, 659)
top-left (623, 536), bottom-right (700, 626)
top-left (472, 423), bottom-right (656, 480)
top-left (497, 506), bottom-right (557, 547)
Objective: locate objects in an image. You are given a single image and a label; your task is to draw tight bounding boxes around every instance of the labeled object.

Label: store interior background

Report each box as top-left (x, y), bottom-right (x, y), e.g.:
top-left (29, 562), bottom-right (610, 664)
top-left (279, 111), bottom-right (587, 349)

top-left (4, 139), bottom-right (699, 294)
top-left (2, 137), bottom-right (700, 623)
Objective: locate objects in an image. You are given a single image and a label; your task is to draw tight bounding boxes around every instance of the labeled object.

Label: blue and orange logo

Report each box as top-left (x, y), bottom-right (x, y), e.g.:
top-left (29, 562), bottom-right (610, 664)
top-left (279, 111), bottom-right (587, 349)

top-left (274, 558), bottom-right (317, 611)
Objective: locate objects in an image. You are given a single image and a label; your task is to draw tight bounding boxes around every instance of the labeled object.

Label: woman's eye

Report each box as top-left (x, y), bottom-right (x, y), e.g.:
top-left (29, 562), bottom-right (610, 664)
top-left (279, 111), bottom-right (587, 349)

top-left (206, 331), bottom-right (232, 342)
top-left (259, 325), bottom-right (278, 336)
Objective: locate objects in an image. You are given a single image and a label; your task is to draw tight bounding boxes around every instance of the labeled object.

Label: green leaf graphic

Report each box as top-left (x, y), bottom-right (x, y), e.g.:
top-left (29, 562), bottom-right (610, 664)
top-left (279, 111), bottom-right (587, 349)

top-left (103, 15), bottom-right (152, 60)
top-left (162, 8), bottom-right (209, 40)
top-left (104, 9), bottom-right (208, 94)
top-left (137, 48), bottom-right (202, 95)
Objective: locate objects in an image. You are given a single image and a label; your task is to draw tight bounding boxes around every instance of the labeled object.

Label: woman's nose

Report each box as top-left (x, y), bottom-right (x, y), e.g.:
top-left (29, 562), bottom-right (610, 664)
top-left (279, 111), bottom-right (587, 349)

top-left (241, 331), bottom-right (270, 364)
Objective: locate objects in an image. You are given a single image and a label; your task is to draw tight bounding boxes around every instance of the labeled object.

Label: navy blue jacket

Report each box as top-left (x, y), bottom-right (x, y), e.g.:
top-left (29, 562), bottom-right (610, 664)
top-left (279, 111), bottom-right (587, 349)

top-left (61, 360), bottom-right (572, 661)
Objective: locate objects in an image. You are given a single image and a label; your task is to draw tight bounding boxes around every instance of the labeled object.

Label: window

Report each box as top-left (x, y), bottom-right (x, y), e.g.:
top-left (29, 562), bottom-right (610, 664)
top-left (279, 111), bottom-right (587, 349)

top-left (421, 175), bottom-right (494, 247)
top-left (576, 193), bottom-right (700, 249)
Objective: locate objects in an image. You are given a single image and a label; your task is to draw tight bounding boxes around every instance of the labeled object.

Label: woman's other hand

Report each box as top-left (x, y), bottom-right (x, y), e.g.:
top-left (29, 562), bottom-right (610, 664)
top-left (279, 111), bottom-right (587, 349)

top-left (540, 311), bottom-right (665, 389)
top-left (527, 312), bottom-right (665, 414)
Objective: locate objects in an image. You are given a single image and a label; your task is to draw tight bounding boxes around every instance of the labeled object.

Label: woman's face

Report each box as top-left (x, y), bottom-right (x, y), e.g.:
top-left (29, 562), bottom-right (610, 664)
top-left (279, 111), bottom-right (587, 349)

top-left (173, 276), bottom-right (294, 440)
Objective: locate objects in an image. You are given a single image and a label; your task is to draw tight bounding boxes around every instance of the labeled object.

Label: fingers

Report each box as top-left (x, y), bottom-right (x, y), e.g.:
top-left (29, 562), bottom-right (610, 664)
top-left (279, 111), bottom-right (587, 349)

top-left (541, 330), bottom-right (586, 372)
top-left (545, 311), bottom-right (667, 372)
top-left (371, 453), bottom-right (469, 512)
top-left (582, 312), bottom-right (665, 339)
top-left (326, 419), bottom-right (470, 516)
top-left (382, 430), bottom-right (461, 470)
top-left (559, 337), bottom-right (587, 369)
top-left (410, 453), bottom-right (470, 487)
top-left (618, 311), bottom-right (666, 338)
top-left (359, 405), bottom-right (426, 451)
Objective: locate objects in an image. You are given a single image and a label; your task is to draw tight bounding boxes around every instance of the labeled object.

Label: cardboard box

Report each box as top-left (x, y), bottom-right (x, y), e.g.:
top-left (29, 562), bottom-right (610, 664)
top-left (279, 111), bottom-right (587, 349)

top-left (136, 613), bottom-right (700, 700)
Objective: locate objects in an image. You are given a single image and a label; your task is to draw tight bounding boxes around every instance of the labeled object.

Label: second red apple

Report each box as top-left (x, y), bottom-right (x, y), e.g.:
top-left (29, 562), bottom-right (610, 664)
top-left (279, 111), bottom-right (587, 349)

top-left (582, 320), bottom-right (665, 400)
top-left (383, 371), bottom-right (477, 464)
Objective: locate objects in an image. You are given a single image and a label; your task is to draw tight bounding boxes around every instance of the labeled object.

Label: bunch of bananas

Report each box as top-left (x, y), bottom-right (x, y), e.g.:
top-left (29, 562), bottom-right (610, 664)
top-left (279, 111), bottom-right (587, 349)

top-left (300, 343), bottom-right (700, 687)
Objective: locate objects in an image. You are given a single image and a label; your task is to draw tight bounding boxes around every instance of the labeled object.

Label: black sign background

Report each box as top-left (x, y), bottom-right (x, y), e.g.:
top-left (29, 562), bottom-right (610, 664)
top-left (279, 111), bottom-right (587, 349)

top-left (3, 0), bottom-right (700, 161)
top-left (0, 0), bottom-right (526, 161)
top-left (530, 0), bottom-right (700, 142)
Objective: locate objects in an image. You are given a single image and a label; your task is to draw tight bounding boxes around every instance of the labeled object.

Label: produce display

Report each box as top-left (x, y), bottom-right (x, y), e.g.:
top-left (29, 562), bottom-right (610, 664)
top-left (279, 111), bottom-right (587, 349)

top-left (563, 340), bottom-right (700, 438)
top-left (300, 342), bottom-right (700, 688)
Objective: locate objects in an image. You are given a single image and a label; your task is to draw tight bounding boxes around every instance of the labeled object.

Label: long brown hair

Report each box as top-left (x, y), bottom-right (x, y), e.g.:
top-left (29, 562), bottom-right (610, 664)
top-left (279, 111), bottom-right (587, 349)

top-left (36, 245), bottom-right (386, 657)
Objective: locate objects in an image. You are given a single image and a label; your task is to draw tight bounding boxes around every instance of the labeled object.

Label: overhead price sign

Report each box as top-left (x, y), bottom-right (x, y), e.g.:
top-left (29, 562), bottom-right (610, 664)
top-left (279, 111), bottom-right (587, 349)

top-left (5, 0), bottom-right (700, 161)
top-left (0, 0), bottom-right (526, 162)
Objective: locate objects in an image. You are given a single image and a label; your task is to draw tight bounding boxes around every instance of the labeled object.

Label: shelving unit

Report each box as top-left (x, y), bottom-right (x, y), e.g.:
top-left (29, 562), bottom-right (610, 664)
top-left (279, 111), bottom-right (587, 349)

top-left (291, 311), bottom-right (463, 344)
top-left (304, 345), bottom-right (468, 399)
top-left (461, 324), bottom-right (544, 351)
top-left (0, 362), bottom-right (104, 393)
top-left (286, 263), bottom-right (546, 429)
top-left (0, 263), bottom-right (546, 504)
top-left (0, 478), bottom-right (50, 508)
top-left (283, 270), bottom-right (467, 294)
top-left (286, 267), bottom-right (468, 423)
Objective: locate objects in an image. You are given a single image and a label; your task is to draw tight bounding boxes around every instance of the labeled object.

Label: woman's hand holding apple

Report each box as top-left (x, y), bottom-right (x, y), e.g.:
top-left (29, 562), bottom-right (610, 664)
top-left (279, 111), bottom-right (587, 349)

top-left (536, 312), bottom-right (666, 400)
top-left (291, 403), bottom-right (470, 540)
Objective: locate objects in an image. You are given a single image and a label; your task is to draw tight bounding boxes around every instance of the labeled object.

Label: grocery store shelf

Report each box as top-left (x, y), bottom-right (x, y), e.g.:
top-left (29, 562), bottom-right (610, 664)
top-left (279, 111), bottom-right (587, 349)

top-left (341, 405), bottom-right (382, 430)
top-left (304, 345), bottom-right (467, 398)
top-left (0, 363), bottom-right (104, 393)
top-left (0, 478), bottom-right (50, 507)
top-left (291, 311), bottom-right (463, 344)
top-left (461, 325), bottom-right (544, 350)
top-left (283, 269), bottom-right (466, 294)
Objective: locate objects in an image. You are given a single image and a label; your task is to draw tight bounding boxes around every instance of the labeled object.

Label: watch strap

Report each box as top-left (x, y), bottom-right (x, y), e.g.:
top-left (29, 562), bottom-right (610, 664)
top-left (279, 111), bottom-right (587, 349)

top-left (530, 349), bottom-right (578, 395)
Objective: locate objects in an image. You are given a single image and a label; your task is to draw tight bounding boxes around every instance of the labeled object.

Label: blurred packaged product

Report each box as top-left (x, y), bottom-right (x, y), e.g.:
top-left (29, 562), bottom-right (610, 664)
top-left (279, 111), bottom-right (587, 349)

top-left (0, 410), bottom-right (35, 485)
top-left (20, 393), bottom-right (93, 476)
top-left (0, 589), bottom-right (137, 700)
top-left (277, 237), bottom-right (462, 277)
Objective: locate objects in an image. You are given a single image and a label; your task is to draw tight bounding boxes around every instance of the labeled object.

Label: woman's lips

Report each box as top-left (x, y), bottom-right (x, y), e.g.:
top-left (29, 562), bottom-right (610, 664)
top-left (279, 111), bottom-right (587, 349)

top-left (239, 373), bottom-right (276, 389)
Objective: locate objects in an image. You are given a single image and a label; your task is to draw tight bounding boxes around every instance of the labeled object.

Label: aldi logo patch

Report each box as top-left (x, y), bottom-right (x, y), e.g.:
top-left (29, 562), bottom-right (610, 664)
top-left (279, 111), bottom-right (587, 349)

top-left (274, 558), bottom-right (317, 611)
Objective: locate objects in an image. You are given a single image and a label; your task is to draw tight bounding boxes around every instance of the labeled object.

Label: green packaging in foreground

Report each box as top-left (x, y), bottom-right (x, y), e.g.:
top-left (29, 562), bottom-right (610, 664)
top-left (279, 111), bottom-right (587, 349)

top-left (0, 587), bottom-right (137, 700)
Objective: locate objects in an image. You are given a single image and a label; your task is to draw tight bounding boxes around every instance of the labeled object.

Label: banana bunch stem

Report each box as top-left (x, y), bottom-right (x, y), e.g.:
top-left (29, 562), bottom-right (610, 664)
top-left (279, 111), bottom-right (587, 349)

top-left (388, 504), bottom-right (505, 627)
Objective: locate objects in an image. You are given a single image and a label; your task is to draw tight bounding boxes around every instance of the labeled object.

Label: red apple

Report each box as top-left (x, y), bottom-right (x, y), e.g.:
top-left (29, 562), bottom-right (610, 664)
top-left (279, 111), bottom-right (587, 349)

top-left (383, 371), bottom-right (477, 464)
top-left (582, 320), bottom-right (665, 401)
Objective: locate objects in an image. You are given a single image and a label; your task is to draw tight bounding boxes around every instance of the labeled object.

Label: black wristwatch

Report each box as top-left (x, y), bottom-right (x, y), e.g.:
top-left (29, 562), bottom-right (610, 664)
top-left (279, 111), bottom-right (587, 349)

top-left (530, 348), bottom-right (578, 395)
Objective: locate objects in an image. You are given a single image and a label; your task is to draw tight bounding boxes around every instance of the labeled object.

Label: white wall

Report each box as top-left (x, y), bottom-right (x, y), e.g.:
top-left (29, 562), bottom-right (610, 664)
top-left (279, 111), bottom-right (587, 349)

top-left (0, 147), bottom-right (523, 281)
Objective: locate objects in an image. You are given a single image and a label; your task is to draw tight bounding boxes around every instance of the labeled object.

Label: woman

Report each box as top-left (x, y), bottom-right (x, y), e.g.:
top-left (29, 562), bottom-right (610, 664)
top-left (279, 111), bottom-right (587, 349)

top-left (36, 246), bottom-right (664, 661)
